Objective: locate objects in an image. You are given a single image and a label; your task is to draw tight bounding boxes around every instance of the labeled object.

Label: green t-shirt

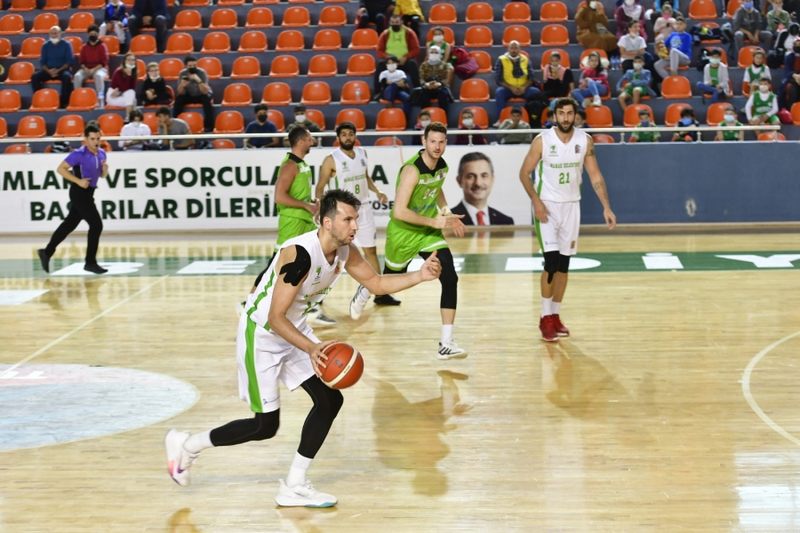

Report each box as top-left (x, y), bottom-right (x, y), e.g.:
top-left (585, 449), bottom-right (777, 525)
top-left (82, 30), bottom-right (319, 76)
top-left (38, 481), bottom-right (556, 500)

top-left (752, 92), bottom-right (776, 116)
top-left (390, 150), bottom-right (448, 233)
top-left (721, 121), bottom-right (743, 141)
top-left (632, 126), bottom-right (659, 142)
top-left (277, 152), bottom-right (313, 222)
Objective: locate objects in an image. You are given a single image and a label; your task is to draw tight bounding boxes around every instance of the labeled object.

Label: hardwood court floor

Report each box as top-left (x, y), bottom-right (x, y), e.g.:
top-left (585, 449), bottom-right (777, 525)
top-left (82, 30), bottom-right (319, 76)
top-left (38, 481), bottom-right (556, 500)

top-left (1, 229), bottom-right (800, 532)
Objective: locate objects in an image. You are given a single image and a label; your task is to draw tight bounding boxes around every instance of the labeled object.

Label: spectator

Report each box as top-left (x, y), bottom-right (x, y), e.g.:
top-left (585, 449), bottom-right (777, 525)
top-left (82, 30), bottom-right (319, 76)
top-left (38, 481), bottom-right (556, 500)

top-left (654, 0), bottom-right (680, 13)
top-left (156, 105), bottom-right (194, 150)
top-left (376, 13), bottom-right (421, 90)
top-left (615, 0), bottom-right (647, 40)
top-left (542, 51), bottom-right (575, 109)
top-left (106, 52), bottom-right (138, 113)
top-left (617, 55), bottom-right (655, 109)
top-left (99, 0), bottom-right (129, 53)
top-left (571, 52), bottom-right (610, 107)
top-left (410, 47), bottom-right (454, 112)
top-left (618, 22), bottom-right (647, 71)
top-left (655, 17), bottom-right (693, 78)
top-left (629, 109), bottom-right (660, 142)
top-left (575, 108), bottom-right (587, 128)
top-left (138, 62), bottom-right (171, 106)
top-left (244, 104), bottom-right (279, 149)
top-left (731, 1), bottom-right (773, 58)
top-left (653, 4), bottom-right (678, 44)
top-left (494, 40), bottom-right (543, 117)
top-left (357, 0), bottom-right (394, 34)
top-left (129, 0), bottom-right (168, 53)
top-left (285, 105), bottom-right (321, 147)
top-left (779, 40), bottom-right (800, 109)
top-left (746, 78), bottom-right (780, 127)
top-left (427, 26), bottom-right (451, 63)
top-left (378, 55), bottom-right (412, 119)
top-left (772, 22), bottom-right (800, 68)
top-left (767, 0), bottom-right (792, 34)
top-left (119, 108), bottom-right (153, 151)
top-left (395, 0), bottom-right (423, 39)
top-left (715, 106), bottom-right (745, 141)
top-left (672, 107), bottom-right (700, 141)
top-left (174, 56), bottom-right (214, 133)
top-left (453, 109), bottom-right (488, 145)
top-left (576, 1), bottom-right (618, 54)
top-left (74, 25), bottom-right (109, 109)
top-left (744, 49), bottom-right (772, 94)
top-left (31, 26), bottom-right (74, 109)
top-left (697, 49), bottom-right (732, 102)
top-left (498, 106), bottom-right (533, 144)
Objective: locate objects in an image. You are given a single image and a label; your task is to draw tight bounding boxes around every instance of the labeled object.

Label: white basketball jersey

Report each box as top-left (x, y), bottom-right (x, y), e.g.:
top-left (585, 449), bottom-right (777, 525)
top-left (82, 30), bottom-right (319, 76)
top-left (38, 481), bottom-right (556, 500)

top-left (331, 147), bottom-right (369, 201)
top-left (535, 128), bottom-right (589, 203)
top-left (246, 230), bottom-right (349, 331)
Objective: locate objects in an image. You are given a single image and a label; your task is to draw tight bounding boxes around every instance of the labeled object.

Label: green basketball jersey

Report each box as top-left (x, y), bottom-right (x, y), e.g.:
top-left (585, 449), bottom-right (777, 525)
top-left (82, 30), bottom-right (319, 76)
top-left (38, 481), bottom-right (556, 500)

top-left (721, 121), bottom-right (742, 141)
top-left (752, 92), bottom-right (776, 116)
top-left (389, 150), bottom-right (449, 233)
top-left (277, 152), bottom-right (313, 223)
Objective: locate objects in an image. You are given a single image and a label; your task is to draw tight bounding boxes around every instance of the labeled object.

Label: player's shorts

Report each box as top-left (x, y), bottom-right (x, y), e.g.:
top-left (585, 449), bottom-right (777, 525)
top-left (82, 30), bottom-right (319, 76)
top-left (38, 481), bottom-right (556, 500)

top-left (384, 220), bottom-right (448, 271)
top-left (277, 215), bottom-right (316, 246)
top-left (353, 202), bottom-right (376, 249)
top-left (623, 84), bottom-right (645, 97)
top-left (534, 200), bottom-right (580, 256)
top-left (236, 311), bottom-right (317, 413)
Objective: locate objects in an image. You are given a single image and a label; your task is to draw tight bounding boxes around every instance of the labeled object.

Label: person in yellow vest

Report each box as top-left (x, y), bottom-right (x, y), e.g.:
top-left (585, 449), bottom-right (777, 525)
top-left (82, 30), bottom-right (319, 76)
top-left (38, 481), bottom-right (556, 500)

top-left (376, 13), bottom-right (421, 91)
top-left (494, 40), bottom-right (543, 118)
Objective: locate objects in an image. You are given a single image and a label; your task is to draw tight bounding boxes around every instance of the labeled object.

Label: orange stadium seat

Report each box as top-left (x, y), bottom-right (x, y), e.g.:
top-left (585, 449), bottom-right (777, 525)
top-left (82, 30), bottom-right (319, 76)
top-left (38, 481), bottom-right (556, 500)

top-left (503, 1), bottom-right (531, 22)
top-left (97, 113), bottom-right (124, 136)
top-left (17, 116), bottom-right (48, 138)
top-left (66, 12), bottom-right (94, 32)
top-left (267, 109), bottom-right (285, 131)
top-left (212, 139), bottom-right (236, 149)
top-left (55, 114), bottom-right (85, 137)
top-left (253, 0), bottom-right (279, 5)
top-left (130, 35), bottom-right (156, 55)
top-left (9, 0), bottom-right (36, 11)
top-left (428, 3), bottom-right (457, 23)
top-left (696, 21), bottom-right (721, 43)
top-left (586, 105), bottom-right (613, 127)
top-left (275, 29), bottom-right (305, 51)
top-left (688, 0), bottom-right (718, 19)
top-left (792, 102), bottom-right (800, 125)
top-left (305, 108), bottom-right (326, 130)
top-left (0, 14), bottom-right (25, 35)
top-left (737, 46), bottom-right (763, 68)
top-left (376, 108), bottom-right (406, 130)
top-left (540, 48), bottom-right (571, 68)
top-left (6, 61), bottom-right (34, 84)
top-left (44, 0), bottom-right (70, 8)
top-left (470, 50), bottom-right (492, 73)
top-left (246, 7), bottom-right (274, 27)
top-left (498, 105), bottom-right (529, 123)
top-left (757, 132), bottom-right (785, 141)
top-left (726, 0), bottom-right (742, 17)
top-left (238, 30), bottom-right (268, 52)
top-left (503, 25), bottom-right (531, 46)
top-left (166, 32), bottom-right (195, 54)
top-left (181, 0), bottom-right (209, 6)
top-left (178, 111), bottom-right (204, 133)
top-left (465, 2), bottom-right (493, 23)
top-left (426, 26), bottom-right (455, 45)
top-left (222, 83), bottom-right (252, 106)
top-left (174, 9), bottom-right (202, 30)
top-left (269, 54), bottom-right (300, 77)
top-left (18, 37), bottom-right (45, 59)
top-left (349, 28), bottom-right (378, 49)
top-left (335, 108), bottom-right (366, 130)
top-left (464, 25), bottom-right (493, 47)
top-left (0, 89), bottom-right (22, 112)
top-left (5, 144), bottom-right (31, 153)
top-left (319, 5), bottom-right (347, 26)
top-left (78, 0), bottom-right (104, 8)
top-left (346, 53), bottom-right (376, 75)
top-left (422, 106), bottom-right (448, 125)
top-left (29, 88), bottom-right (60, 112)
top-left (67, 88), bottom-right (98, 111)
top-left (340, 80), bottom-right (370, 104)
top-left (541, 24), bottom-right (570, 45)
top-left (540, 1), bottom-right (568, 22)
top-left (262, 82), bottom-right (292, 105)
top-left (301, 81), bottom-right (332, 105)
top-left (592, 133), bottom-right (616, 143)
top-left (31, 13), bottom-right (59, 33)
top-left (101, 35), bottom-right (120, 55)
top-left (706, 102), bottom-right (732, 125)
top-left (0, 117), bottom-right (7, 137)
top-left (664, 103), bottom-right (693, 126)
top-left (200, 32), bottom-right (229, 53)
top-left (459, 78), bottom-right (490, 102)
top-left (209, 8), bottom-right (238, 28)
top-left (231, 55), bottom-right (261, 78)
top-left (158, 57), bottom-right (184, 80)
top-left (313, 28), bottom-right (342, 50)
top-left (374, 136), bottom-right (403, 146)
top-left (214, 111), bottom-right (244, 133)
top-left (623, 104), bottom-right (654, 127)
top-left (282, 6), bottom-right (311, 26)
top-left (462, 106), bottom-right (489, 128)
top-left (64, 36), bottom-right (83, 56)
top-left (197, 56), bottom-right (222, 78)
top-left (0, 38), bottom-right (11, 58)
top-left (308, 54), bottom-right (338, 77)
top-left (661, 75), bottom-right (692, 98)
top-left (218, 0), bottom-right (244, 6)
top-left (140, 112), bottom-right (157, 134)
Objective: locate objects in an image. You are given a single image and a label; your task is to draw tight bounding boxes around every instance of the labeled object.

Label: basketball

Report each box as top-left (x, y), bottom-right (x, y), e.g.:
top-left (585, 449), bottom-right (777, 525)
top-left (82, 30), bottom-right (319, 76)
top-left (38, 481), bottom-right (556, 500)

top-left (320, 342), bottom-right (364, 390)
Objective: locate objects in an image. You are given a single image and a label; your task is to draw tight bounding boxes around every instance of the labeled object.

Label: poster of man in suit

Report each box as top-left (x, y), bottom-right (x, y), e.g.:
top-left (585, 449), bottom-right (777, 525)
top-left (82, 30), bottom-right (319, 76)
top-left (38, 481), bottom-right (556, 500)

top-left (450, 151), bottom-right (515, 226)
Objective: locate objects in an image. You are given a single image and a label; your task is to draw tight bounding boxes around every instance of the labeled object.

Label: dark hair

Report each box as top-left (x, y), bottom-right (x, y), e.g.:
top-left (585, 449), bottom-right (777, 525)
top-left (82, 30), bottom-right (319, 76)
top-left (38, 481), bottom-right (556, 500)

top-left (156, 106), bottom-right (171, 117)
top-left (709, 48), bottom-right (721, 56)
top-left (576, 109), bottom-right (587, 120)
top-left (335, 121), bottom-right (356, 136)
top-left (254, 103), bottom-right (268, 114)
top-left (84, 122), bottom-right (101, 136)
top-left (423, 121), bottom-right (447, 139)
top-left (184, 55), bottom-right (196, 65)
top-left (554, 97), bottom-right (579, 114)
top-left (386, 55), bottom-right (399, 63)
top-left (288, 125), bottom-right (310, 147)
top-left (633, 55), bottom-right (645, 62)
top-left (550, 51), bottom-right (561, 59)
top-left (638, 108), bottom-right (650, 115)
top-left (128, 108), bottom-right (143, 122)
top-left (87, 24), bottom-right (99, 33)
top-left (510, 106), bottom-right (522, 114)
top-left (294, 104), bottom-right (306, 113)
top-left (320, 189), bottom-right (361, 222)
top-left (418, 110), bottom-right (431, 118)
top-left (457, 151), bottom-right (494, 177)
top-left (680, 108), bottom-right (695, 117)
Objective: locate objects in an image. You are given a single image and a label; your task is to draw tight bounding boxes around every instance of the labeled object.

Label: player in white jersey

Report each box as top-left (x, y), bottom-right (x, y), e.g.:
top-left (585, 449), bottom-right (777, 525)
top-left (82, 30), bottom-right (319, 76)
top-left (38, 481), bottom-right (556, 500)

top-left (316, 122), bottom-right (400, 320)
top-left (519, 98), bottom-right (616, 342)
top-left (165, 189), bottom-right (442, 508)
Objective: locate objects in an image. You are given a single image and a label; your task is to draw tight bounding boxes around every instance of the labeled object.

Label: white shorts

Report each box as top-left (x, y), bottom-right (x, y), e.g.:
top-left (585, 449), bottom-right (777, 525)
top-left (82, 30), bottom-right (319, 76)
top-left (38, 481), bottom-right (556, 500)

top-left (236, 312), bottom-right (317, 413)
top-left (535, 200), bottom-right (581, 256)
top-left (353, 202), bottom-right (376, 249)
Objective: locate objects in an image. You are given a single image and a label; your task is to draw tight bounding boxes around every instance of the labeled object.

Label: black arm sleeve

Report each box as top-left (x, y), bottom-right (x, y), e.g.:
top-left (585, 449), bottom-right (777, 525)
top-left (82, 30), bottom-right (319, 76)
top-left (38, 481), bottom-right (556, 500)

top-left (279, 245), bottom-right (311, 286)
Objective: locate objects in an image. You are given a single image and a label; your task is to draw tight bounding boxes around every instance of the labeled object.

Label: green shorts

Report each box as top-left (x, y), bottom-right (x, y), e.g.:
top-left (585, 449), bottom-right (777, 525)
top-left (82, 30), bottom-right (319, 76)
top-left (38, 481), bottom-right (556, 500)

top-left (761, 115), bottom-right (780, 125)
top-left (384, 220), bottom-right (448, 271)
top-left (623, 84), bottom-right (645, 97)
top-left (277, 215), bottom-right (316, 246)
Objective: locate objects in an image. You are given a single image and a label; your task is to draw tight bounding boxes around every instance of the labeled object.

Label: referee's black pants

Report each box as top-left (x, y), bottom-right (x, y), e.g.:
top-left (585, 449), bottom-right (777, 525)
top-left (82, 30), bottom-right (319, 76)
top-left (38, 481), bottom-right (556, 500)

top-left (45, 185), bottom-right (103, 265)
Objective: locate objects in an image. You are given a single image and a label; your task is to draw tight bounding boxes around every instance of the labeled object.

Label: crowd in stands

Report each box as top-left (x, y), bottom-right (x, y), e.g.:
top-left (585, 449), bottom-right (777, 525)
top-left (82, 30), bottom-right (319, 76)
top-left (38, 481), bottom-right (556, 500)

top-left (1, 0), bottom-right (799, 151)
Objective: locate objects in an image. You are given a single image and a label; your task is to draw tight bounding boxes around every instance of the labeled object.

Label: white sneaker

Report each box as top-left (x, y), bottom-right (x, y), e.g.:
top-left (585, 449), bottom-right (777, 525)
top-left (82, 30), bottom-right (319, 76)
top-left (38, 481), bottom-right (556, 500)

top-left (592, 95), bottom-right (602, 107)
top-left (308, 307), bottom-right (336, 326)
top-left (349, 284), bottom-right (370, 320)
top-left (437, 340), bottom-right (468, 360)
top-left (165, 429), bottom-right (198, 487)
top-left (274, 479), bottom-right (337, 508)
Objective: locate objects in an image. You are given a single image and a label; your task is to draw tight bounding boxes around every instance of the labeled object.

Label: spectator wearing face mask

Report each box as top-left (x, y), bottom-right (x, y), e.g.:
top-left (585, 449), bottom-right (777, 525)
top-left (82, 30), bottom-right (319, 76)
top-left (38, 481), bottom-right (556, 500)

top-left (411, 47), bottom-right (454, 112)
top-left (697, 49), bottom-right (732, 103)
top-left (672, 107), bottom-right (700, 142)
top-left (139, 62), bottom-right (171, 106)
top-left (285, 105), bottom-right (321, 147)
top-left (453, 109), bottom-right (488, 146)
top-left (74, 25), bottom-right (109, 109)
top-left (378, 55), bottom-right (412, 119)
top-left (31, 27), bottom-right (74, 109)
top-left (615, 0), bottom-right (647, 40)
top-left (107, 52), bottom-right (138, 113)
top-left (731, 1), bottom-right (773, 58)
top-left (629, 109), bottom-right (660, 142)
top-left (743, 50), bottom-right (772, 94)
top-left (100, 0), bottom-right (129, 53)
top-left (174, 55), bottom-right (214, 133)
top-left (617, 56), bottom-right (655, 109)
top-left (494, 40), bottom-right (543, 117)
top-left (376, 13), bottom-right (421, 90)
top-left (245, 104), bottom-right (279, 149)
top-left (356, 0), bottom-right (394, 34)
top-left (655, 17), bottom-right (693, 78)
top-left (779, 40), bottom-right (800, 109)
top-left (427, 26), bottom-right (451, 63)
top-left (715, 107), bottom-right (745, 141)
top-left (767, 0), bottom-right (792, 34)
top-left (746, 78), bottom-right (780, 127)
top-left (119, 108), bottom-right (154, 151)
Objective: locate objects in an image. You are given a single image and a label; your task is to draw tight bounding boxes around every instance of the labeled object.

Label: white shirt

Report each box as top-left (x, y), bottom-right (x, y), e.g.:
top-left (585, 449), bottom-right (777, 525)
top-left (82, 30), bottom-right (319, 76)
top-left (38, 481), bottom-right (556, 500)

top-left (119, 121), bottom-right (152, 150)
top-left (462, 201), bottom-right (489, 226)
top-left (617, 34), bottom-right (646, 53)
top-left (331, 147), bottom-right (369, 201)
top-left (536, 128), bottom-right (589, 203)
top-left (378, 69), bottom-right (408, 85)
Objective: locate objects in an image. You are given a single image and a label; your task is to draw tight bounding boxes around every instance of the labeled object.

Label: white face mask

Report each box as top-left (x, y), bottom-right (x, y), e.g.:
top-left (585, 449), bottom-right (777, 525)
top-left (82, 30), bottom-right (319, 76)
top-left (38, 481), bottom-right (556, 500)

top-left (625, 0), bottom-right (635, 5)
top-left (125, 61), bottom-right (136, 69)
top-left (50, 37), bottom-right (60, 45)
top-left (709, 58), bottom-right (720, 65)
top-left (148, 71), bottom-right (159, 80)
top-left (724, 114), bottom-right (736, 122)
top-left (433, 35), bottom-right (444, 43)
top-left (419, 119), bottom-right (431, 128)
top-left (428, 54), bottom-right (441, 65)
top-left (633, 62), bottom-right (643, 70)
top-left (296, 114), bottom-right (306, 122)
top-left (589, 1), bottom-right (598, 9)
top-left (759, 86), bottom-right (769, 94)
top-left (462, 118), bottom-right (474, 127)
top-left (387, 63), bottom-right (397, 72)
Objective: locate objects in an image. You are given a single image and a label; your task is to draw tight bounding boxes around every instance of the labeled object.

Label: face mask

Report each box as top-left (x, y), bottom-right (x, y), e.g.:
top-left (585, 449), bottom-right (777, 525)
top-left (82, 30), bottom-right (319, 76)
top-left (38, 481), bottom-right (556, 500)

top-left (679, 118), bottom-right (692, 126)
top-left (419, 119), bottom-right (431, 128)
top-left (633, 62), bottom-right (643, 70)
top-left (625, 0), bottom-right (635, 6)
top-left (188, 67), bottom-right (197, 74)
top-left (743, 1), bottom-right (753, 8)
top-left (462, 118), bottom-right (474, 127)
top-left (709, 58), bottom-right (720, 65)
top-left (387, 63), bottom-right (397, 72)
top-left (433, 35), bottom-right (444, 43)
top-left (125, 61), bottom-right (136, 69)
top-left (88, 35), bottom-right (99, 43)
top-left (390, 24), bottom-right (402, 31)
top-left (724, 113), bottom-right (736, 122)
top-left (50, 37), bottom-right (60, 45)
top-left (296, 114), bottom-right (306, 123)
top-left (257, 113), bottom-right (267, 121)
top-left (148, 72), bottom-right (159, 80)
top-left (589, 1), bottom-right (598, 8)
top-left (640, 119), bottom-right (650, 126)
top-left (759, 86), bottom-right (769, 94)
top-left (428, 55), bottom-right (441, 65)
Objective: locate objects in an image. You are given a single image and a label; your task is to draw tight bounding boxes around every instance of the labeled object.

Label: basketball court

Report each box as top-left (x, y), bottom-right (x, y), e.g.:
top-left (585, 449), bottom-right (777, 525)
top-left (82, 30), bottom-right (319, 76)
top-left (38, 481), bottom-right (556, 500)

top-left (1, 228), bottom-right (799, 531)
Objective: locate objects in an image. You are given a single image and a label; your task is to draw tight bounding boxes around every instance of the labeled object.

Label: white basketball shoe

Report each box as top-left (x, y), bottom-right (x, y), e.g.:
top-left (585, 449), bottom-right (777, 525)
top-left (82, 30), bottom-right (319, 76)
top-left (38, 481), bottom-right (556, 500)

top-left (437, 339), bottom-right (468, 360)
top-left (349, 284), bottom-right (371, 320)
top-left (274, 479), bottom-right (337, 508)
top-left (165, 429), bottom-right (199, 487)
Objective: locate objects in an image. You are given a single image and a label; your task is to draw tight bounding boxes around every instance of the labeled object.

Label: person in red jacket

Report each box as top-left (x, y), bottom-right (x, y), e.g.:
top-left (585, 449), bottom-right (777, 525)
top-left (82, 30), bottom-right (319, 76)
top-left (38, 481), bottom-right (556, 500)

top-left (375, 13), bottom-right (420, 92)
top-left (74, 25), bottom-right (109, 109)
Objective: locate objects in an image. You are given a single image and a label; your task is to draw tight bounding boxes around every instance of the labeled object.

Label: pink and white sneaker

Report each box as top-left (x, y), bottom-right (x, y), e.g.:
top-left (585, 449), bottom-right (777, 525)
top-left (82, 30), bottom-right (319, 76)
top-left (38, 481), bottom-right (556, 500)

top-left (165, 429), bottom-right (198, 487)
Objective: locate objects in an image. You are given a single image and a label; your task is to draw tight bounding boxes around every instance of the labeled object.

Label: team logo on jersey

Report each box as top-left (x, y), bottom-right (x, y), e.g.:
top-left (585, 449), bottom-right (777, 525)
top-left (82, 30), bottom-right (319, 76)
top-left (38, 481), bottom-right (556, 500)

top-left (312, 266), bottom-right (322, 284)
top-left (549, 145), bottom-right (557, 155)
top-left (341, 161), bottom-right (348, 170)
top-left (575, 145), bottom-right (581, 154)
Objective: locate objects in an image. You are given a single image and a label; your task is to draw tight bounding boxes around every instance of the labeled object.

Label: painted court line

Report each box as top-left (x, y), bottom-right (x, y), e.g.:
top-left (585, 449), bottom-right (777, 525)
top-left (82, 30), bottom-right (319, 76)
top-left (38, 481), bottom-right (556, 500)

top-left (741, 330), bottom-right (800, 447)
top-left (0, 275), bottom-right (169, 379)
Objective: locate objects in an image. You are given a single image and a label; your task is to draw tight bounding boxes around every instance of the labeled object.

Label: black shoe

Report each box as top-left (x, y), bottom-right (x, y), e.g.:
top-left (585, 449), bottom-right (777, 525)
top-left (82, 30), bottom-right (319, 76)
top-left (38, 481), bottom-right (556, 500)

top-left (84, 263), bottom-right (108, 274)
top-left (37, 249), bottom-right (50, 273)
top-left (374, 294), bottom-right (401, 306)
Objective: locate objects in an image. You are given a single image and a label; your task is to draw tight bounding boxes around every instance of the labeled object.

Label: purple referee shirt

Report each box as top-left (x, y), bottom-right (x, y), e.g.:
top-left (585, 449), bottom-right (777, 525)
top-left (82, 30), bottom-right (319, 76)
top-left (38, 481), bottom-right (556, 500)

top-left (64, 146), bottom-right (107, 188)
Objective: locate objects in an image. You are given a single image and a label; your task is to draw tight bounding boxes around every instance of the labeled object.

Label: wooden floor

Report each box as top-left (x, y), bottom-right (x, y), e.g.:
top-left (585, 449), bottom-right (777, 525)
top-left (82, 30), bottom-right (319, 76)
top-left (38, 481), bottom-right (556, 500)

top-left (2, 229), bottom-right (800, 532)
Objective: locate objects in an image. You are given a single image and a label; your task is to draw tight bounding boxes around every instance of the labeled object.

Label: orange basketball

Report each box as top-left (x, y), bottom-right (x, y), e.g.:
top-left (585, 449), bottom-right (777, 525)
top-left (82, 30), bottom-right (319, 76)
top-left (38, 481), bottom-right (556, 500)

top-left (320, 342), bottom-right (364, 390)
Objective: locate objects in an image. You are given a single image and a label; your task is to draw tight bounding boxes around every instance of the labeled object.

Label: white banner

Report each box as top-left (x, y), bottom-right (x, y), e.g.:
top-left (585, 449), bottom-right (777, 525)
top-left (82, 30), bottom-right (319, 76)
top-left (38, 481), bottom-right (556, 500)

top-left (0, 145), bottom-right (532, 233)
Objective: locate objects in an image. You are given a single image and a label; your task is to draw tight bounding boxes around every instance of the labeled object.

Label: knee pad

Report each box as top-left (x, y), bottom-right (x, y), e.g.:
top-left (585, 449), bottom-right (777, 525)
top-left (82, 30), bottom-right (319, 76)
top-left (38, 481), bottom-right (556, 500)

top-left (557, 254), bottom-right (571, 273)
top-left (252, 411), bottom-right (280, 441)
top-left (543, 251), bottom-right (559, 283)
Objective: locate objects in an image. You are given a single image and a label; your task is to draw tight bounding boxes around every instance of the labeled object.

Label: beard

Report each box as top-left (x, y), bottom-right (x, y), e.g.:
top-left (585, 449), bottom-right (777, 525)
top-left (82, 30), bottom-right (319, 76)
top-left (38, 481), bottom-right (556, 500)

top-left (556, 120), bottom-right (574, 133)
top-left (340, 141), bottom-right (355, 151)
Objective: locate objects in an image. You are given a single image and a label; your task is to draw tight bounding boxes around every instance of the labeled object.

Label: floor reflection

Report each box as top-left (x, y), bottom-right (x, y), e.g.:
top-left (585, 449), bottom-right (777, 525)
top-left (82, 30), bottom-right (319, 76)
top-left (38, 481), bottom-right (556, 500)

top-left (166, 508), bottom-right (202, 533)
top-left (372, 371), bottom-right (471, 496)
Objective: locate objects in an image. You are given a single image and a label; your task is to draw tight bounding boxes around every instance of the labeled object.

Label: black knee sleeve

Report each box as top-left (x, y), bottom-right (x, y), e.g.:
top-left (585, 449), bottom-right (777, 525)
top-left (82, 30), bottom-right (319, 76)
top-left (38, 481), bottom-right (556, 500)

top-left (298, 377), bottom-right (344, 459)
top-left (209, 411), bottom-right (280, 447)
top-left (557, 254), bottom-right (571, 273)
top-left (543, 251), bottom-right (559, 283)
top-left (421, 248), bottom-right (458, 309)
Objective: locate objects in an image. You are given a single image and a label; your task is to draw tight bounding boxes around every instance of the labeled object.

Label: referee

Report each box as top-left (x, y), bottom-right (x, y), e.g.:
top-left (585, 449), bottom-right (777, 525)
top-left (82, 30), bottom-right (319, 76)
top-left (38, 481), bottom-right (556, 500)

top-left (38, 122), bottom-right (109, 275)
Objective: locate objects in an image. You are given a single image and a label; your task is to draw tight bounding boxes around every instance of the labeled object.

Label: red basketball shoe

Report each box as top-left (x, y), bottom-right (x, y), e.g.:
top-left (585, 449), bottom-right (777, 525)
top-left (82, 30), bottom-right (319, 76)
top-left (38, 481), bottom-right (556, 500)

top-left (553, 314), bottom-right (570, 337)
top-left (539, 315), bottom-right (559, 342)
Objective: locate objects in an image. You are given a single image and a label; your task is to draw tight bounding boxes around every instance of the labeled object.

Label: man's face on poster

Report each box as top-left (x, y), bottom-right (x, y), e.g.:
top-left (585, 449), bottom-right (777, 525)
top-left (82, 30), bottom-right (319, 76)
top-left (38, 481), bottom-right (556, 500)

top-left (457, 158), bottom-right (494, 206)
